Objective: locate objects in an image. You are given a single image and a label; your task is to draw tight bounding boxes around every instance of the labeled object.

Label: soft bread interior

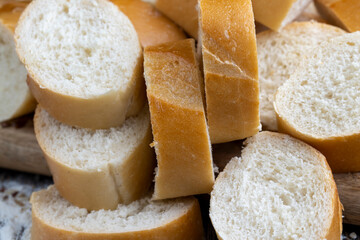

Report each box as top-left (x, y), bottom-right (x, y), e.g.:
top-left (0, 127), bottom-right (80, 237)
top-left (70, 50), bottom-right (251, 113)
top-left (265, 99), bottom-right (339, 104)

top-left (210, 132), bottom-right (335, 239)
top-left (281, 0), bottom-right (311, 28)
top-left (257, 22), bottom-right (344, 130)
top-left (35, 106), bottom-right (149, 170)
top-left (0, 23), bottom-right (28, 122)
top-left (275, 32), bottom-right (360, 137)
top-left (32, 185), bottom-right (195, 233)
top-left (15, 0), bottom-right (141, 97)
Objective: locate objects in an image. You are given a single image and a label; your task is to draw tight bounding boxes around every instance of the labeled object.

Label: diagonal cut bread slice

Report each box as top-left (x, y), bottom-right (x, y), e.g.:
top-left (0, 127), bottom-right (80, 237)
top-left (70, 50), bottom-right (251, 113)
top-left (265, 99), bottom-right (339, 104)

top-left (258, 21), bottom-right (345, 131)
top-left (144, 39), bottom-right (214, 200)
top-left (210, 131), bottom-right (342, 240)
top-left (34, 105), bottom-right (155, 211)
top-left (0, 1), bottom-right (36, 122)
top-left (252, 0), bottom-right (312, 30)
top-left (314, 0), bottom-right (360, 32)
top-left (30, 185), bottom-right (204, 240)
top-left (199, 0), bottom-right (260, 144)
top-left (111, 0), bottom-right (186, 48)
top-left (275, 32), bottom-right (360, 173)
top-left (15, 0), bottom-right (144, 129)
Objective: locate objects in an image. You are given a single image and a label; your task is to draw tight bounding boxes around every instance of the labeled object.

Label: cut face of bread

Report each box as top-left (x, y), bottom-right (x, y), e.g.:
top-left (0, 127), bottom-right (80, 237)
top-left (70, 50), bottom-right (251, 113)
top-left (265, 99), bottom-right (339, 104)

top-left (210, 131), bottom-right (342, 240)
top-left (15, 0), bottom-right (144, 129)
top-left (199, 0), bottom-right (260, 144)
top-left (257, 21), bottom-right (345, 131)
top-left (34, 105), bottom-right (155, 211)
top-left (144, 39), bottom-right (214, 199)
top-left (314, 0), bottom-right (360, 32)
top-left (275, 32), bottom-right (360, 172)
top-left (252, 0), bottom-right (311, 30)
top-left (31, 185), bottom-right (204, 240)
top-left (112, 0), bottom-right (186, 48)
top-left (0, 2), bottom-right (36, 122)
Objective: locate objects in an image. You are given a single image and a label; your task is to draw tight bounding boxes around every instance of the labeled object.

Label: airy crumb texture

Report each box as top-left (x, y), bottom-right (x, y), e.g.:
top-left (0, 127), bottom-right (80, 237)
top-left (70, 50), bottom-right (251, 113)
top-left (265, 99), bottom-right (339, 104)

top-left (275, 32), bottom-right (360, 138)
top-left (15, 0), bottom-right (140, 97)
top-left (35, 106), bottom-right (149, 170)
top-left (0, 23), bottom-right (28, 122)
top-left (258, 21), bottom-right (344, 130)
top-left (32, 185), bottom-right (194, 233)
top-left (210, 132), bottom-right (335, 240)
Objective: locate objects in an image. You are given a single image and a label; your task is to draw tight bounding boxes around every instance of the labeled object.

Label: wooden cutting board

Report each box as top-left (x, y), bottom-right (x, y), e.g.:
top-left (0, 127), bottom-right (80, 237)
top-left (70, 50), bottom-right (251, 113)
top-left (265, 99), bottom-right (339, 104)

top-left (1, 116), bottom-right (360, 226)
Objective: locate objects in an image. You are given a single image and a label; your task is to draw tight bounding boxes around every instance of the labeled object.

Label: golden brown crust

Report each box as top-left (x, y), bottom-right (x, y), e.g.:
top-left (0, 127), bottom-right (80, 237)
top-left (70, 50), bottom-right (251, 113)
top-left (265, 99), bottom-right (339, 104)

top-left (314, 0), bottom-right (360, 32)
top-left (112, 0), bottom-right (186, 48)
top-left (276, 111), bottom-right (360, 173)
top-left (154, 0), bottom-right (198, 39)
top-left (33, 106), bottom-right (155, 211)
top-left (30, 192), bottom-right (204, 240)
top-left (144, 39), bottom-right (214, 200)
top-left (199, 0), bottom-right (259, 144)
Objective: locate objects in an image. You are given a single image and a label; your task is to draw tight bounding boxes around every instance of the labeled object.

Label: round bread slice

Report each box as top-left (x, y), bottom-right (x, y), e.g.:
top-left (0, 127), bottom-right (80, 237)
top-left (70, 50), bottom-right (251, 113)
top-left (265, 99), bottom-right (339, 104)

top-left (15, 0), bottom-right (144, 129)
top-left (258, 21), bottom-right (345, 131)
top-left (0, 2), bottom-right (36, 122)
top-left (30, 185), bottom-right (204, 240)
top-left (275, 32), bottom-right (360, 173)
top-left (34, 105), bottom-right (155, 211)
top-left (210, 131), bottom-right (342, 240)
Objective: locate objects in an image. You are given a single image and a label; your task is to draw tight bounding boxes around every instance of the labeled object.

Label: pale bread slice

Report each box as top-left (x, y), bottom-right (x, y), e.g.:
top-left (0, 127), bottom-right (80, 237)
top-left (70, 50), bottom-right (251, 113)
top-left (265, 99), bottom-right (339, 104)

top-left (144, 39), bottom-right (214, 200)
top-left (210, 131), bottom-right (342, 240)
top-left (0, 2), bottom-right (36, 122)
top-left (258, 21), bottom-right (345, 131)
top-left (15, 0), bottom-right (144, 129)
top-left (199, 0), bottom-right (260, 144)
top-left (34, 105), bottom-right (155, 211)
top-left (275, 32), bottom-right (360, 173)
top-left (30, 185), bottom-right (204, 240)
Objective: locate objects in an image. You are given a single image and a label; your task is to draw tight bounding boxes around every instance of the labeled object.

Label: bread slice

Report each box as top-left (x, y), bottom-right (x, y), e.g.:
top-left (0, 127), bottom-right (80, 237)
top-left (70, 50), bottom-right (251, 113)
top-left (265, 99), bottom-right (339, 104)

top-left (144, 39), bottom-right (214, 200)
top-left (252, 0), bottom-right (311, 30)
top-left (314, 0), bottom-right (360, 32)
top-left (275, 32), bottom-right (360, 173)
top-left (34, 105), bottom-right (155, 211)
top-left (112, 0), bottom-right (185, 48)
top-left (295, 2), bottom-right (326, 22)
top-left (258, 21), bottom-right (345, 131)
top-left (149, 0), bottom-right (198, 39)
top-left (199, 0), bottom-right (260, 144)
top-left (30, 185), bottom-right (204, 240)
top-left (210, 131), bottom-right (342, 240)
top-left (15, 0), bottom-right (144, 129)
top-left (0, 1), bottom-right (36, 122)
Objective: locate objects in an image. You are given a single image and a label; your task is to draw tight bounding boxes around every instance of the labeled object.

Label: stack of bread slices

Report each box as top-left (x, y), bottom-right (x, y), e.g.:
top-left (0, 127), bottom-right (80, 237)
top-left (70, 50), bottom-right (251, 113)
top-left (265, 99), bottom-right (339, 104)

top-left (2, 0), bottom-right (359, 238)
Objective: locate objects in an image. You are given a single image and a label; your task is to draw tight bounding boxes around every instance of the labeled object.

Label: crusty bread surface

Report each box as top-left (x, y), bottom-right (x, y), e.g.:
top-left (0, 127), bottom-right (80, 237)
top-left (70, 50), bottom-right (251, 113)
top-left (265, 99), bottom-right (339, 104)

top-left (210, 131), bottom-right (342, 240)
top-left (314, 0), bottom-right (360, 32)
top-left (0, 1), bottom-right (36, 122)
top-left (258, 21), bottom-right (345, 131)
top-left (30, 185), bottom-right (204, 240)
top-left (34, 105), bottom-right (155, 211)
top-left (199, 0), bottom-right (260, 144)
top-left (275, 32), bottom-right (360, 173)
top-left (144, 39), bottom-right (214, 200)
top-left (15, 0), bottom-right (144, 129)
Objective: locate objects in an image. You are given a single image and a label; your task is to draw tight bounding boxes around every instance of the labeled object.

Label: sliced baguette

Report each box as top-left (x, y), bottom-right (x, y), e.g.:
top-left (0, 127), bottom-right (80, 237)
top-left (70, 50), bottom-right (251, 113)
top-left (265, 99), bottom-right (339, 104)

top-left (30, 185), bottom-right (204, 240)
top-left (258, 21), bottom-right (345, 131)
top-left (295, 1), bottom-right (325, 22)
top-left (210, 131), bottom-right (342, 240)
top-left (0, 1), bottom-right (36, 122)
top-left (144, 39), bottom-right (214, 200)
top-left (15, 0), bottom-right (144, 129)
top-left (34, 105), bottom-right (155, 211)
top-left (252, 0), bottom-right (311, 30)
top-left (275, 32), bottom-right (360, 173)
top-left (112, 0), bottom-right (185, 48)
top-left (314, 0), bottom-right (360, 32)
top-left (199, 0), bottom-right (260, 144)
top-left (150, 0), bottom-right (198, 39)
